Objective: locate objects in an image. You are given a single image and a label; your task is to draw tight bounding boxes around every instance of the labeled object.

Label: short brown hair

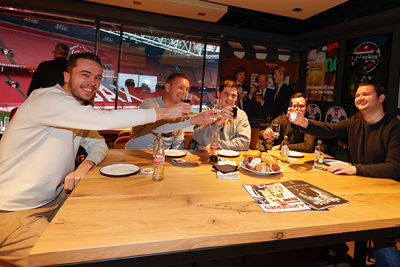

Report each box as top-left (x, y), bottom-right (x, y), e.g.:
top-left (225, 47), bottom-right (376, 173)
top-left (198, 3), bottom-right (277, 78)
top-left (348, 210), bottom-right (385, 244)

top-left (358, 80), bottom-right (386, 97)
top-left (290, 92), bottom-right (307, 105)
top-left (219, 79), bottom-right (238, 93)
top-left (66, 52), bottom-right (103, 73)
top-left (54, 43), bottom-right (70, 57)
top-left (273, 65), bottom-right (288, 77)
top-left (165, 73), bottom-right (190, 85)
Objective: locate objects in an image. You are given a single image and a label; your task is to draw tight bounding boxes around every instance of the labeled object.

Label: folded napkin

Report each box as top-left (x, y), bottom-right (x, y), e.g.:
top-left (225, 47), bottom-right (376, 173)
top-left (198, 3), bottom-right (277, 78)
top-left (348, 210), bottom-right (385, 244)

top-left (216, 171), bottom-right (240, 180)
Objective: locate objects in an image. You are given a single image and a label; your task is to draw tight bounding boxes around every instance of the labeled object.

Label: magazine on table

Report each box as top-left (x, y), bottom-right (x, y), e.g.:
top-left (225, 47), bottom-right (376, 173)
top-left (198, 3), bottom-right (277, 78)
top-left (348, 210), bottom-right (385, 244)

top-left (243, 180), bottom-right (349, 212)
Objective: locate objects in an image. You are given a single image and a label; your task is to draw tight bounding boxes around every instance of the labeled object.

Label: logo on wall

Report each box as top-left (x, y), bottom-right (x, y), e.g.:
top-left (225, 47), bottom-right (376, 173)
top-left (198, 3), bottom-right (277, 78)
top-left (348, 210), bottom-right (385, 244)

top-left (70, 44), bottom-right (91, 54)
top-left (325, 106), bottom-right (347, 124)
top-left (306, 104), bottom-right (322, 121)
top-left (351, 41), bottom-right (381, 73)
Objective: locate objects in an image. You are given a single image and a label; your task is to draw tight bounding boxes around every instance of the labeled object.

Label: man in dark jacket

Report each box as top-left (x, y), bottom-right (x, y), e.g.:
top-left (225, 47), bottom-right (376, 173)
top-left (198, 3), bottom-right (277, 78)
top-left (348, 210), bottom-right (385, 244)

top-left (258, 92), bottom-right (315, 152)
top-left (270, 65), bottom-right (294, 119)
top-left (27, 43), bottom-right (70, 96)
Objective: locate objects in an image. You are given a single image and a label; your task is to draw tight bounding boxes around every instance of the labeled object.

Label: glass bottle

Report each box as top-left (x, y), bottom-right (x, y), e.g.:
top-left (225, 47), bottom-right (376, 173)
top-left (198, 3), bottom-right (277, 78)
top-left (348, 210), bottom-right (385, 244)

top-left (280, 135), bottom-right (289, 163)
top-left (209, 131), bottom-right (219, 163)
top-left (152, 134), bottom-right (165, 181)
top-left (313, 140), bottom-right (324, 169)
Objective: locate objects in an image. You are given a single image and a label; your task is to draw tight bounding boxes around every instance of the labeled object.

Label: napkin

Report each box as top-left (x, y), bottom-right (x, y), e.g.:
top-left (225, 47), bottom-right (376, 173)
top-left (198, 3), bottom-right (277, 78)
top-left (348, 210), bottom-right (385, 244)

top-left (216, 171), bottom-right (240, 180)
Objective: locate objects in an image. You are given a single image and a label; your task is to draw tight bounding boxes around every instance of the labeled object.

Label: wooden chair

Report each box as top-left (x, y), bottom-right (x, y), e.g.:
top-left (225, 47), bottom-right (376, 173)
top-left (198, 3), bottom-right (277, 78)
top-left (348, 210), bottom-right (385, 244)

top-left (250, 128), bottom-right (262, 150)
top-left (113, 136), bottom-right (130, 149)
top-left (118, 130), bottom-right (131, 137)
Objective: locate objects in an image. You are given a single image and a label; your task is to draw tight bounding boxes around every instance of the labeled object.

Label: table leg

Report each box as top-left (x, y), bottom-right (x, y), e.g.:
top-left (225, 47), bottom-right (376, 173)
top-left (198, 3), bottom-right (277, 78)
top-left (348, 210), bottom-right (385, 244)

top-left (354, 240), bottom-right (368, 267)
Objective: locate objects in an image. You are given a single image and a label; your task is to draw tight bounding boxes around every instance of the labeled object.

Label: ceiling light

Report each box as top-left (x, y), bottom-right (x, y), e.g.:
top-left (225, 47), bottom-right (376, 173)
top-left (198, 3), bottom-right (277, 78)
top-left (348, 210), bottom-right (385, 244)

top-left (292, 8), bottom-right (302, 12)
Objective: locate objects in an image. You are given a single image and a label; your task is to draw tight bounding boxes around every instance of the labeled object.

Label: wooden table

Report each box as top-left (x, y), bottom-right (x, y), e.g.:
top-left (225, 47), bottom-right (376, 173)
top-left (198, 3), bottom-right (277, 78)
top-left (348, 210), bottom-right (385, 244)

top-left (28, 150), bottom-right (400, 266)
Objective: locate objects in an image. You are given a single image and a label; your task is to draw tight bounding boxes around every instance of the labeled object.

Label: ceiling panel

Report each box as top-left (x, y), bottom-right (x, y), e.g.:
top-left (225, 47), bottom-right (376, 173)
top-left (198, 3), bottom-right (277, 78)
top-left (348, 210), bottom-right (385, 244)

top-left (84, 0), bottom-right (227, 22)
top-left (207, 0), bottom-right (349, 19)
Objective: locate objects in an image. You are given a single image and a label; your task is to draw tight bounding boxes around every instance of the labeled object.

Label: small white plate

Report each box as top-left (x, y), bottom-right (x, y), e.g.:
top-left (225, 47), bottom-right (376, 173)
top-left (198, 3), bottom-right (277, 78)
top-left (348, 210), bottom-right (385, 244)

top-left (240, 161), bottom-right (282, 176)
top-left (324, 158), bottom-right (351, 166)
top-left (288, 151), bottom-right (304, 158)
top-left (165, 149), bottom-right (187, 158)
top-left (218, 150), bottom-right (240, 157)
top-left (100, 164), bottom-right (140, 177)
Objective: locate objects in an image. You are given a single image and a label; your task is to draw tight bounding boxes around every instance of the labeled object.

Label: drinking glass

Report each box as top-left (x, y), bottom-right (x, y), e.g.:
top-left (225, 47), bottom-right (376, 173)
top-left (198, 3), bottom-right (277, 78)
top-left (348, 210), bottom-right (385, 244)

top-left (181, 92), bottom-right (192, 115)
top-left (181, 92), bottom-right (192, 104)
top-left (271, 124), bottom-right (280, 138)
top-left (231, 105), bottom-right (238, 119)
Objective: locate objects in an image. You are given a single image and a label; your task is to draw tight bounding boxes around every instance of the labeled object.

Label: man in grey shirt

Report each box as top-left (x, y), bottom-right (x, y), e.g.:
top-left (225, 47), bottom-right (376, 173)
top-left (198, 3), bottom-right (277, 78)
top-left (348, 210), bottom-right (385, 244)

top-left (193, 80), bottom-right (251, 151)
top-left (126, 73), bottom-right (218, 149)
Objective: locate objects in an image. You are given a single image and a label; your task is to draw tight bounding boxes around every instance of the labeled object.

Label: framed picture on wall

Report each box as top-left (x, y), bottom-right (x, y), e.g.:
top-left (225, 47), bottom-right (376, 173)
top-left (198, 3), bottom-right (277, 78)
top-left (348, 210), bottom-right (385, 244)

top-left (305, 42), bottom-right (338, 102)
top-left (342, 33), bottom-right (392, 104)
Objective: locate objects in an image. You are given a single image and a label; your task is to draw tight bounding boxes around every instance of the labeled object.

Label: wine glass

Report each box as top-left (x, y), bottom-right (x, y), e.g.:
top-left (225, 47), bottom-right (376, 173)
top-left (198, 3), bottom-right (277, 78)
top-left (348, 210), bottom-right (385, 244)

top-left (181, 92), bottom-right (192, 115)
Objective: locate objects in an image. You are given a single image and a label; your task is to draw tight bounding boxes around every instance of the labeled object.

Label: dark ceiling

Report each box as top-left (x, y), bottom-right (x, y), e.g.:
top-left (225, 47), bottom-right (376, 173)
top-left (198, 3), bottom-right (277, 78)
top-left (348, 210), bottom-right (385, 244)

top-left (217, 0), bottom-right (400, 36)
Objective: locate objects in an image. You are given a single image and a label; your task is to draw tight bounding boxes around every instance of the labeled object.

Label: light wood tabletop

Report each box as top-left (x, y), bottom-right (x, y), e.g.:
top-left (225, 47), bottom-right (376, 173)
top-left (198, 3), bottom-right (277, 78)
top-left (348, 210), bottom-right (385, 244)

top-left (28, 149), bottom-right (400, 266)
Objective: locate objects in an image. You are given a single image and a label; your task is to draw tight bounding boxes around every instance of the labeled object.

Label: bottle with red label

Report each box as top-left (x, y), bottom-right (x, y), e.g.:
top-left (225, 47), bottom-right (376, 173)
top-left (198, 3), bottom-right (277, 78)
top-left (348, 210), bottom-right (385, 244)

top-left (152, 134), bottom-right (165, 181)
top-left (209, 131), bottom-right (219, 163)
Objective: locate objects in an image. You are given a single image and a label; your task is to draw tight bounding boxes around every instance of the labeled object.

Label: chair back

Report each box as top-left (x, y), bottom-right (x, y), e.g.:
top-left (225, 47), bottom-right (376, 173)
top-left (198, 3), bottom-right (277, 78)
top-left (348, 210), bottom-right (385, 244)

top-left (113, 136), bottom-right (130, 149)
top-left (118, 130), bottom-right (131, 137)
top-left (250, 128), bottom-right (262, 150)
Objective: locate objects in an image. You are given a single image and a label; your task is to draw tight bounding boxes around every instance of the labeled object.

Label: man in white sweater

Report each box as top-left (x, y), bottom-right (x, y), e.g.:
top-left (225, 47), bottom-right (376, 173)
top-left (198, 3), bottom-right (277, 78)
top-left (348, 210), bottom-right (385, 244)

top-left (0, 52), bottom-right (207, 266)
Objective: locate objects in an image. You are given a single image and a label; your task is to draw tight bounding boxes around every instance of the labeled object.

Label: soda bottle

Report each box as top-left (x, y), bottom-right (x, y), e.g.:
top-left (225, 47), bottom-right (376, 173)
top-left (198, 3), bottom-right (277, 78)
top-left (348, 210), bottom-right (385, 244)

top-left (209, 131), bottom-right (219, 163)
top-left (313, 140), bottom-right (324, 169)
top-left (280, 135), bottom-right (289, 163)
top-left (152, 134), bottom-right (165, 181)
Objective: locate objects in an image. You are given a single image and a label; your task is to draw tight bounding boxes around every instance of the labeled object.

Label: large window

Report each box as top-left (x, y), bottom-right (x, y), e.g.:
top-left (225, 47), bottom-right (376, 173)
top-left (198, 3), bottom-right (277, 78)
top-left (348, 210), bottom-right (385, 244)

top-left (94, 25), bottom-right (220, 111)
top-left (0, 7), bottom-right (220, 130)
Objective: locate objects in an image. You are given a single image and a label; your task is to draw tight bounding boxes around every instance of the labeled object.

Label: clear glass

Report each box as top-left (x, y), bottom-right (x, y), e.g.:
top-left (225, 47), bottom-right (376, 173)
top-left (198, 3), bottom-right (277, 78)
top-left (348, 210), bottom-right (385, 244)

top-left (271, 124), bottom-right (280, 138)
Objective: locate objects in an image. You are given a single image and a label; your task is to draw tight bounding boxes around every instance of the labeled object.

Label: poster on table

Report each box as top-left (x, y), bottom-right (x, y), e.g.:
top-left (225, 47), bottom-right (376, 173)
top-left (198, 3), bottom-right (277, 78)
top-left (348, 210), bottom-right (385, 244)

top-left (305, 42), bottom-right (338, 102)
top-left (342, 33), bottom-right (392, 104)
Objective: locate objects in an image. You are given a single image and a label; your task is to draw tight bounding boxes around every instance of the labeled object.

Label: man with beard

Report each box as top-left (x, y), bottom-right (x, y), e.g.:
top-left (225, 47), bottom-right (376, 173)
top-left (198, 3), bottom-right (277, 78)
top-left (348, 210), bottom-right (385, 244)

top-left (0, 53), bottom-right (212, 266)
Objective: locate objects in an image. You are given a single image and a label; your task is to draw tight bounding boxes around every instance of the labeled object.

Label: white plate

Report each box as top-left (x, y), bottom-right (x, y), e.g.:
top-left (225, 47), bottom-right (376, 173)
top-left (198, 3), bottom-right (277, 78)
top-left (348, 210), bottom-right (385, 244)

top-left (240, 161), bottom-right (282, 176)
top-left (218, 150), bottom-right (240, 157)
top-left (288, 151), bottom-right (304, 158)
top-left (100, 164), bottom-right (140, 177)
top-left (324, 158), bottom-right (351, 166)
top-left (165, 149), bottom-right (187, 158)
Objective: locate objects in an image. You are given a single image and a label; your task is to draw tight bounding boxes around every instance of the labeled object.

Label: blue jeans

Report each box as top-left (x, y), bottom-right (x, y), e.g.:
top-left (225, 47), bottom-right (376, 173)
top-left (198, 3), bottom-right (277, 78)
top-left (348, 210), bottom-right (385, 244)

top-left (374, 246), bottom-right (400, 267)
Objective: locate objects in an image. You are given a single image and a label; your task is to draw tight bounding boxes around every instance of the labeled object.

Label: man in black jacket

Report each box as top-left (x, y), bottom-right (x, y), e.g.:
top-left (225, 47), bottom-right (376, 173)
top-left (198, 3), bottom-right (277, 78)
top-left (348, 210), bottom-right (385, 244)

top-left (27, 43), bottom-right (70, 97)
